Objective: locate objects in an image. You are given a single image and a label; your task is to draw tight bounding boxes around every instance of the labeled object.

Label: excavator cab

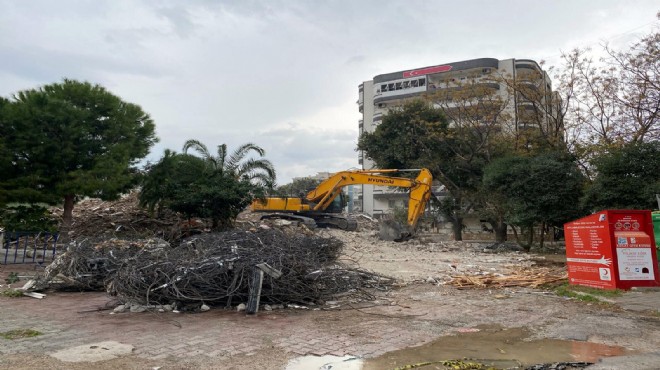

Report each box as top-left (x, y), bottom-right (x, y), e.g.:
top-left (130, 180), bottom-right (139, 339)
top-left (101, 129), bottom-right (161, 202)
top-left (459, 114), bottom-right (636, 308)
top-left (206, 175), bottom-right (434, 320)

top-left (323, 192), bottom-right (346, 214)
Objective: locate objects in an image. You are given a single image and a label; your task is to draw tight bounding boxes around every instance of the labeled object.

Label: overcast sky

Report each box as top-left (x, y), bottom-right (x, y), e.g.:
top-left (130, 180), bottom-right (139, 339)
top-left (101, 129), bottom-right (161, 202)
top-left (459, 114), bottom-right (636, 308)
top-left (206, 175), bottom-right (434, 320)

top-left (1, 1), bottom-right (658, 184)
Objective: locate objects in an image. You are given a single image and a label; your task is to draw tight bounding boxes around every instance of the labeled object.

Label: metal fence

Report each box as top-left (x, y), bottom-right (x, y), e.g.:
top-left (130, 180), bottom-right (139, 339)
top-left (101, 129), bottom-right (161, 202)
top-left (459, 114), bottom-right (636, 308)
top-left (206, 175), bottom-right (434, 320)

top-left (1, 232), bottom-right (60, 265)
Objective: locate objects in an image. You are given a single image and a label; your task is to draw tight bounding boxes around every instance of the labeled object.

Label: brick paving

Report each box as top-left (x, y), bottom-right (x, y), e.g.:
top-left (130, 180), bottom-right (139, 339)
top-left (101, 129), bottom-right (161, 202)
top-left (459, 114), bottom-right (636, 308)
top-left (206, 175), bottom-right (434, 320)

top-left (0, 291), bottom-right (437, 361)
top-left (1, 282), bottom-right (659, 364)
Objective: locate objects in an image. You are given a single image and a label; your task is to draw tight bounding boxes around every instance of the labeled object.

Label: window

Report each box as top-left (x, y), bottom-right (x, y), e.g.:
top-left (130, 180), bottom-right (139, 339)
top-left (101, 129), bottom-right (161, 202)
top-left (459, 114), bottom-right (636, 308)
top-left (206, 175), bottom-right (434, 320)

top-left (419, 79), bottom-right (426, 86)
top-left (388, 83), bottom-right (395, 90)
top-left (411, 80), bottom-right (419, 87)
top-left (381, 84), bottom-right (387, 92)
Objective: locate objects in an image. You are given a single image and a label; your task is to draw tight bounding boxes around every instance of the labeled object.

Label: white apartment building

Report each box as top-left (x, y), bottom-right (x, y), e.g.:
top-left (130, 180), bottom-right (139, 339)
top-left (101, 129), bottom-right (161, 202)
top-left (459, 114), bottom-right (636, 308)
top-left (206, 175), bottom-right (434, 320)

top-left (357, 57), bottom-right (554, 217)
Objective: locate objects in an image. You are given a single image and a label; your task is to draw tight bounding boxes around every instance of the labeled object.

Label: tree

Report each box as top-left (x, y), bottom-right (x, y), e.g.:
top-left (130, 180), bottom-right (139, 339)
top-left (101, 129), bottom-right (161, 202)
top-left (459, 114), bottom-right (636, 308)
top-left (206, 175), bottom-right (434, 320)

top-left (358, 100), bottom-right (484, 240)
top-left (496, 64), bottom-right (567, 152)
top-left (0, 79), bottom-right (157, 230)
top-left (604, 27), bottom-right (659, 143)
top-left (544, 21), bottom-right (659, 175)
top-left (0, 97), bottom-right (13, 207)
top-left (483, 152), bottom-right (585, 249)
top-left (427, 77), bottom-right (516, 240)
top-left (182, 139), bottom-right (276, 187)
top-left (139, 140), bottom-right (276, 229)
top-left (582, 141), bottom-right (660, 211)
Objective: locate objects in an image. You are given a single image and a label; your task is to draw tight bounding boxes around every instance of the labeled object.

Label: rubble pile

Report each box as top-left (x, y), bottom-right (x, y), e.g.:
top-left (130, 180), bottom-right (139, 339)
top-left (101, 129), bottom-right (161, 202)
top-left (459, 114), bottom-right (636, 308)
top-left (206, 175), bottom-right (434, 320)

top-left (31, 229), bottom-right (396, 307)
top-left (49, 191), bottom-right (183, 241)
top-left (353, 214), bottom-right (379, 231)
top-left (447, 266), bottom-right (567, 289)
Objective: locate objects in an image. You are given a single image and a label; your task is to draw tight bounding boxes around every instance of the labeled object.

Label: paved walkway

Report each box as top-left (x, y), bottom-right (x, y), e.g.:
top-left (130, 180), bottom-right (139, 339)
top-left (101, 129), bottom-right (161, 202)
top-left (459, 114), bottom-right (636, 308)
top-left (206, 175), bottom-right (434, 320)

top-left (0, 292), bottom-right (435, 361)
top-left (613, 287), bottom-right (660, 312)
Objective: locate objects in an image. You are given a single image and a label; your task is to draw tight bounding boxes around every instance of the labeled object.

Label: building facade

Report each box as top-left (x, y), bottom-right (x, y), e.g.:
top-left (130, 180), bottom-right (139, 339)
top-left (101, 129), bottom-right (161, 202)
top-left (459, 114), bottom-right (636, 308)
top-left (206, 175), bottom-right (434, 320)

top-left (357, 57), bottom-right (554, 216)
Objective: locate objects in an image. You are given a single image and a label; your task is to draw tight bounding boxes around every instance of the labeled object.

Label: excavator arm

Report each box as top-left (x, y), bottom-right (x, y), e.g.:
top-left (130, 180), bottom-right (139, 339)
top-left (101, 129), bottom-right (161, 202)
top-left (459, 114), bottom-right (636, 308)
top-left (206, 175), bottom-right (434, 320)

top-left (304, 168), bottom-right (433, 230)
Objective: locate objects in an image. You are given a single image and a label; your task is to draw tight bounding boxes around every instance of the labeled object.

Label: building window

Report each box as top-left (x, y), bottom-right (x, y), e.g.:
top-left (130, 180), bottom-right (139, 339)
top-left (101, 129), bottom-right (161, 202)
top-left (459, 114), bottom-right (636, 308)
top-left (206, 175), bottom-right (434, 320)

top-left (381, 84), bottom-right (387, 92)
top-left (419, 78), bottom-right (426, 86)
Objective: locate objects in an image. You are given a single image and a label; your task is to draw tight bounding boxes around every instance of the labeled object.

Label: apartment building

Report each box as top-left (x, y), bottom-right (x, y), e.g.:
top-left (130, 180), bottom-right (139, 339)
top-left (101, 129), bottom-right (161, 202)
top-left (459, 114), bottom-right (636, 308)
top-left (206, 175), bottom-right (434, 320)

top-left (357, 57), bottom-right (554, 216)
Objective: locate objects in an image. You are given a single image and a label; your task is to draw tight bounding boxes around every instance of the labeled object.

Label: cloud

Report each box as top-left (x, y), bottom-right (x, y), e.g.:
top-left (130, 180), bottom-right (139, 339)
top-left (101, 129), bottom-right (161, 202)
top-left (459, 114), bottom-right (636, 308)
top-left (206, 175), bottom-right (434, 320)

top-left (1, 0), bottom-right (658, 184)
top-left (252, 123), bottom-right (359, 185)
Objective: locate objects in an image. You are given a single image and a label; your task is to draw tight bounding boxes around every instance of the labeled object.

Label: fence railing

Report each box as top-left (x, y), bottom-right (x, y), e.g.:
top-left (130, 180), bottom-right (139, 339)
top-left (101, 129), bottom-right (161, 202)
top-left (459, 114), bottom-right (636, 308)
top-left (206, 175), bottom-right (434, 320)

top-left (1, 231), bottom-right (60, 265)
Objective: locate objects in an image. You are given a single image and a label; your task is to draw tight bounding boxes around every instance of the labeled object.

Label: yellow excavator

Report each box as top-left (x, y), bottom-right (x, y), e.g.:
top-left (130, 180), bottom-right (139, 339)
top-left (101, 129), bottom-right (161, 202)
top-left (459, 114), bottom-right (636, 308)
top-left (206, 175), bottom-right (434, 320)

top-left (251, 168), bottom-right (433, 240)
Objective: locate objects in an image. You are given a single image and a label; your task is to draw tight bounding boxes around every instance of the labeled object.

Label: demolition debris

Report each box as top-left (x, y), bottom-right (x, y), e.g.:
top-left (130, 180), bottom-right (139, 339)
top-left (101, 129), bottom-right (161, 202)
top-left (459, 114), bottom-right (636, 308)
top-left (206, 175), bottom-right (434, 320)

top-left (28, 229), bottom-right (396, 309)
top-left (49, 191), bottom-right (182, 241)
top-left (447, 266), bottom-right (567, 289)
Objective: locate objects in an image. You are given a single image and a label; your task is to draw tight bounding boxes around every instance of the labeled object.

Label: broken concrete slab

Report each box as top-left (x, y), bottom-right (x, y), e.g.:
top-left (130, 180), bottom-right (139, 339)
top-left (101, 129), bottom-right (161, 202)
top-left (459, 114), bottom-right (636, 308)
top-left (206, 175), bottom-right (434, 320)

top-left (50, 341), bottom-right (133, 362)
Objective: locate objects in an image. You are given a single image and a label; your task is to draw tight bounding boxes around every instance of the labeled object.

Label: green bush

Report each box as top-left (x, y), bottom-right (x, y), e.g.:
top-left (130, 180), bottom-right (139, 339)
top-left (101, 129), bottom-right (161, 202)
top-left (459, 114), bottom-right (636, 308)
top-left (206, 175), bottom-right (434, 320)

top-left (1, 289), bottom-right (24, 298)
top-left (0, 204), bottom-right (58, 232)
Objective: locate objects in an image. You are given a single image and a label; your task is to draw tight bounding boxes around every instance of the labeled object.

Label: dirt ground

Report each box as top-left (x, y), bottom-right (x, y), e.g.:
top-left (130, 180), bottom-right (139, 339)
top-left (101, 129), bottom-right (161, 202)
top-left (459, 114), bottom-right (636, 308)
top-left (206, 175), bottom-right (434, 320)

top-left (1, 224), bottom-right (659, 369)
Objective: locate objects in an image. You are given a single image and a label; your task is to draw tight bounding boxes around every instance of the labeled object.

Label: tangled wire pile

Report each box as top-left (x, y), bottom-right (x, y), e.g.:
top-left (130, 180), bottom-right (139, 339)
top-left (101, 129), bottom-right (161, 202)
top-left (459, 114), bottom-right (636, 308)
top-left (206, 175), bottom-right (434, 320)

top-left (35, 228), bottom-right (395, 307)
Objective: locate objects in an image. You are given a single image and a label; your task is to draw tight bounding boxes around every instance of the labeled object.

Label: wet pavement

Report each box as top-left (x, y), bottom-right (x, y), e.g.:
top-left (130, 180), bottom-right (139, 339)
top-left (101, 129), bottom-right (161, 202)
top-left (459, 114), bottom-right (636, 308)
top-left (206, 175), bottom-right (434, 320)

top-left (361, 326), bottom-right (626, 369)
top-left (0, 265), bottom-right (659, 369)
top-left (613, 287), bottom-right (660, 312)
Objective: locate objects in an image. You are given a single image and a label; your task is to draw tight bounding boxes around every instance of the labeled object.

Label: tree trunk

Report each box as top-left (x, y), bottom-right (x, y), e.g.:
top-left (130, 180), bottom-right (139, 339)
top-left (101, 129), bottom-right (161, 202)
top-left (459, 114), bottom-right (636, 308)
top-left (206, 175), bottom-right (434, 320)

top-left (60, 194), bottom-right (75, 242)
top-left (525, 225), bottom-right (534, 251)
top-left (494, 222), bottom-right (508, 243)
top-left (539, 221), bottom-right (546, 250)
top-left (488, 214), bottom-right (508, 243)
top-left (511, 225), bottom-right (521, 244)
top-left (452, 214), bottom-right (463, 241)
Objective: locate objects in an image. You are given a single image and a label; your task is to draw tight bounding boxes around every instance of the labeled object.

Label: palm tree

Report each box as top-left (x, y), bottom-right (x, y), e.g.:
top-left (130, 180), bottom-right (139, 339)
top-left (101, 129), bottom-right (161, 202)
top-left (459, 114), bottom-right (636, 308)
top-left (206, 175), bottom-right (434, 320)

top-left (182, 139), bottom-right (276, 187)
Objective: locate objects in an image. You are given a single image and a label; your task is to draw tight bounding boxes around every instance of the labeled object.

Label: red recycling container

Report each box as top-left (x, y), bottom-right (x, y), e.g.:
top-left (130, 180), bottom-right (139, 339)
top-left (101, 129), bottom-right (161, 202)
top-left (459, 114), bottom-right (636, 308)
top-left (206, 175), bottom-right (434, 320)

top-left (564, 210), bottom-right (660, 290)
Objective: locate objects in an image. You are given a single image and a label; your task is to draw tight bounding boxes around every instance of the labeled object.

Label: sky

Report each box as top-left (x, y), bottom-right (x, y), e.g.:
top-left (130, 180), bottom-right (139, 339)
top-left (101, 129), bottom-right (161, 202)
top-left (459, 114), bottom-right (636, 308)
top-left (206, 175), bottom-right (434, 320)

top-left (1, 0), bottom-right (658, 184)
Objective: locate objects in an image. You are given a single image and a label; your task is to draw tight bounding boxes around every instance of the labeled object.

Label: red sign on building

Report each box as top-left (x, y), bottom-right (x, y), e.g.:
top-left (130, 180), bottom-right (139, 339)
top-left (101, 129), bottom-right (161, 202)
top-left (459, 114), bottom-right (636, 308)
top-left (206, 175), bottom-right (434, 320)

top-left (403, 64), bottom-right (453, 78)
top-left (564, 210), bottom-right (660, 290)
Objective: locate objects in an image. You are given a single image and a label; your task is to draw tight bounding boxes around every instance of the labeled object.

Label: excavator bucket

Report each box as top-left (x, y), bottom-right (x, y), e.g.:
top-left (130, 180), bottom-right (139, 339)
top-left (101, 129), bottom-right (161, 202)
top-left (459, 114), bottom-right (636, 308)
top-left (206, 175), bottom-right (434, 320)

top-left (378, 219), bottom-right (411, 242)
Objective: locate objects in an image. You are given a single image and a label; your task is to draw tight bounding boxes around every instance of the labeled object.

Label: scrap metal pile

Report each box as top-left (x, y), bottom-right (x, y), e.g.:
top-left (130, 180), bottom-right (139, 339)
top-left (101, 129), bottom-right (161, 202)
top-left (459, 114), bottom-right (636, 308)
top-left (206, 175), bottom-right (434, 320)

top-left (30, 228), bottom-right (395, 307)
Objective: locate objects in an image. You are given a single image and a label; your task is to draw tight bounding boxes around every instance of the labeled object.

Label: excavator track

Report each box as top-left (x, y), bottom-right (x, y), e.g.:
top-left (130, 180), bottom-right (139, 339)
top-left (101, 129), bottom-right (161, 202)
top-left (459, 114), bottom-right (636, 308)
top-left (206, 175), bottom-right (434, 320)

top-left (258, 213), bottom-right (317, 229)
top-left (311, 214), bottom-right (358, 231)
top-left (258, 213), bottom-right (358, 231)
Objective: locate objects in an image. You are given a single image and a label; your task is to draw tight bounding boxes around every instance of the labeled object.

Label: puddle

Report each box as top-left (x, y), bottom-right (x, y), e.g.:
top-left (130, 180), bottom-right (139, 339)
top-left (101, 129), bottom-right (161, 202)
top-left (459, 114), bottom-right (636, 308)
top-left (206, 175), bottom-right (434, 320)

top-left (285, 326), bottom-right (625, 370)
top-left (361, 325), bottom-right (626, 370)
top-left (286, 355), bottom-right (363, 370)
